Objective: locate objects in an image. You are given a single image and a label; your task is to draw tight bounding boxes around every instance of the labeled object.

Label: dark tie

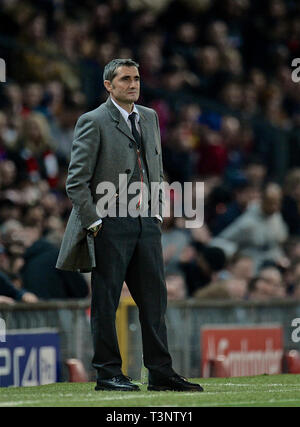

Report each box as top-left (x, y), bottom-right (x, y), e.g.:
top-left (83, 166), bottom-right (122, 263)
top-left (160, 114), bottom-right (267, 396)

top-left (128, 111), bottom-right (144, 209)
top-left (128, 112), bottom-right (141, 150)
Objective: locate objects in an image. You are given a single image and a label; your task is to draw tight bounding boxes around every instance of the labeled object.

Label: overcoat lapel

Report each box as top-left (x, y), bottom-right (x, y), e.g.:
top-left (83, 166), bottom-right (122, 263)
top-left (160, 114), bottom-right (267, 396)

top-left (105, 97), bottom-right (136, 144)
top-left (105, 98), bottom-right (154, 178)
top-left (137, 109), bottom-right (153, 179)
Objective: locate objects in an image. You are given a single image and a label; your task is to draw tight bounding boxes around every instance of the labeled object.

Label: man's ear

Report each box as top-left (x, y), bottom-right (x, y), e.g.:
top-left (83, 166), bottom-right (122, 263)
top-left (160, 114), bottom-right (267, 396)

top-left (103, 80), bottom-right (112, 93)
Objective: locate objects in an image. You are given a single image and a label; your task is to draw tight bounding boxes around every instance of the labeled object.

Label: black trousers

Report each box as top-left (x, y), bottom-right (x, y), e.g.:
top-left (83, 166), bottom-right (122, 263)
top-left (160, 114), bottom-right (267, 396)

top-left (90, 215), bottom-right (175, 380)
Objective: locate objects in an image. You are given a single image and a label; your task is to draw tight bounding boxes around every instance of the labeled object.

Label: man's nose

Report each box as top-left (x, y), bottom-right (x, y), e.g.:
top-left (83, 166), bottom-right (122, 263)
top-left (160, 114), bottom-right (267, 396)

top-left (129, 79), bottom-right (138, 88)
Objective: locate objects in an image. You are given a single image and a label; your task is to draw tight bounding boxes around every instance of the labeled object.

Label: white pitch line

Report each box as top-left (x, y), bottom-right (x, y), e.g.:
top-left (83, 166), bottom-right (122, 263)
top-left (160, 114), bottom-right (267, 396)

top-left (0, 401), bottom-right (43, 407)
top-left (1, 388), bottom-right (300, 407)
top-left (1, 384), bottom-right (300, 407)
top-left (1, 395), bottom-right (300, 408)
top-left (0, 392), bottom-right (195, 406)
top-left (197, 398), bottom-right (300, 407)
top-left (200, 382), bottom-right (300, 387)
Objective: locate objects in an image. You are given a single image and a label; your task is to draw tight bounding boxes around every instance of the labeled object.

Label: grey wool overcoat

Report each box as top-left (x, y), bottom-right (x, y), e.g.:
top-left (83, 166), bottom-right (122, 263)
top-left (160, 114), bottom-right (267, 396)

top-left (56, 97), bottom-right (164, 272)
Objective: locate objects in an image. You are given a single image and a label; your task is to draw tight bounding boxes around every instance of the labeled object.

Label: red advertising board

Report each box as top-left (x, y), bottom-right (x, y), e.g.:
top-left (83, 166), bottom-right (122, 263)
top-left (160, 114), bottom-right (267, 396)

top-left (201, 324), bottom-right (283, 378)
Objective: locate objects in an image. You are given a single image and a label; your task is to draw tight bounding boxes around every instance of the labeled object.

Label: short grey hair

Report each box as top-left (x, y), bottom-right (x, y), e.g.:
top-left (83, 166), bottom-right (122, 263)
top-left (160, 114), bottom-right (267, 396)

top-left (103, 58), bottom-right (139, 82)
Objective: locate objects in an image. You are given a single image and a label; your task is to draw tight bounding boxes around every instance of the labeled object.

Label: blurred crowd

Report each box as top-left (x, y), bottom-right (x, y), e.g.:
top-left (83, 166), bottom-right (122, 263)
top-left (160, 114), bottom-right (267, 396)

top-left (1, 0), bottom-right (300, 304)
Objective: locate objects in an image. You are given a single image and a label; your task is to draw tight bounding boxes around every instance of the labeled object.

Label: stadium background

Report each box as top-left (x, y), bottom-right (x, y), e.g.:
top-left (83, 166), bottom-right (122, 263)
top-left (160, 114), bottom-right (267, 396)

top-left (1, 0), bottom-right (300, 384)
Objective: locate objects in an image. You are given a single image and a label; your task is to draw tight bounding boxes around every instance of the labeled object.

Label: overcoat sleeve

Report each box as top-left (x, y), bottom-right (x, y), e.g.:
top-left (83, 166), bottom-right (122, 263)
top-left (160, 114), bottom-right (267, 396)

top-left (154, 110), bottom-right (165, 219)
top-left (66, 114), bottom-right (101, 229)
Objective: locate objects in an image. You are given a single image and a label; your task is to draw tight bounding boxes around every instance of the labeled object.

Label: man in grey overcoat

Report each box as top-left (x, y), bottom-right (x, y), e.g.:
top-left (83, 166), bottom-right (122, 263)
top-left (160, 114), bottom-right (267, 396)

top-left (56, 58), bottom-right (203, 392)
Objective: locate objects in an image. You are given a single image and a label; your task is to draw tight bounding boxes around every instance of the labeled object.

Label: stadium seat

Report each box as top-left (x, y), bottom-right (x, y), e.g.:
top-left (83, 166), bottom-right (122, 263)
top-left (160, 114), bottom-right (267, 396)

top-left (208, 356), bottom-right (229, 378)
top-left (65, 358), bottom-right (88, 382)
top-left (282, 350), bottom-right (300, 374)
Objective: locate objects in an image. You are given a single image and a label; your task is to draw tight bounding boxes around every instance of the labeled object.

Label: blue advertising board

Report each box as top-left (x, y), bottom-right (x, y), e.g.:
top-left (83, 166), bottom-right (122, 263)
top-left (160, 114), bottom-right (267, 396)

top-left (0, 328), bottom-right (60, 387)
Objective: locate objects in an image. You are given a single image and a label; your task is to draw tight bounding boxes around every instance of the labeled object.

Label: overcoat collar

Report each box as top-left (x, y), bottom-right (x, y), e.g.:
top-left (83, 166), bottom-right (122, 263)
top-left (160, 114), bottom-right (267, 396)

top-left (104, 97), bottom-right (148, 144)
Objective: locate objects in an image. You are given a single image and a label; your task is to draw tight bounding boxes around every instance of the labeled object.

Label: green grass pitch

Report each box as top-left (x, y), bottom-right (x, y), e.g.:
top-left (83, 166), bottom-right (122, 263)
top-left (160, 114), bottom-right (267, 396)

top-left (1, 374), bottom-right (300, 407)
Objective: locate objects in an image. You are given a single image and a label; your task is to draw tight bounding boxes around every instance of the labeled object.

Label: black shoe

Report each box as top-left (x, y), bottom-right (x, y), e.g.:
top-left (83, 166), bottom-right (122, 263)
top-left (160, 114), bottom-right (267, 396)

top-left (95, 374), bottom-right (140, 391)
top-left (148, 374), bottom-right (204, 392)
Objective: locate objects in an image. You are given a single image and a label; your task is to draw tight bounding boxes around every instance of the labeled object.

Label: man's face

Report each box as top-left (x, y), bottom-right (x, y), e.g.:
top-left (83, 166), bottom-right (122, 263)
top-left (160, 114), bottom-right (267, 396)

top-left (104, 66), bottom-right (140, 106)
top-left (259, 268), bottom-right (285, 297)
top-left (231, 258), bottom-right (254, 281)
top-left (261, 192), bottom-right (282, 216)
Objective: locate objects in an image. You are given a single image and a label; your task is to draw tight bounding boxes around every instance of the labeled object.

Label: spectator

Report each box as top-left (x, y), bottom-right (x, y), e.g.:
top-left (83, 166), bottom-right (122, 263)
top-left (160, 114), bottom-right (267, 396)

top-left (284, 237), bottom-right (300, 264)
top-left (212, 183), bottom-right (288, 270)
top-left (219, 253), bottom-right (255, 283)
top-left (194, 278), bottom-right (248, 300)
top-left (258, 265), bottom-right (286, 298)
top-left (248, 276), bottom-right (276, 301)
top-left (20, 226), bottom-right (89, 300)
top-left (197, 127), bottom-right (228, 177)
top-left (293, 280), bottom-right (300, 299)
top-left (0, 198), bottom-right (21, 223)
top-left (194, 45), bottom-right (223, 97)
top-left (165, 273), bottom-right (187, 301)
top-left (162, 121), bottom-right (197, 183)
top-left (179, 241), bottom-right (226, 296)
top-left (161, 201), bottom-right (191, 275)
top-left (285, 257), bottom-right (300, 295)
top-left (10, 112), bottom-right (59, 187)
top-left (281, 168), bottom-right (300, 235)
top-left (242, 157), bottom-right (267, 191)
top-left (210, 179), bottom-right (256, 235)
top-left (0, 269), bottom-right (38, 303)
top-left (248, 265), bottom-right (286, 300)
